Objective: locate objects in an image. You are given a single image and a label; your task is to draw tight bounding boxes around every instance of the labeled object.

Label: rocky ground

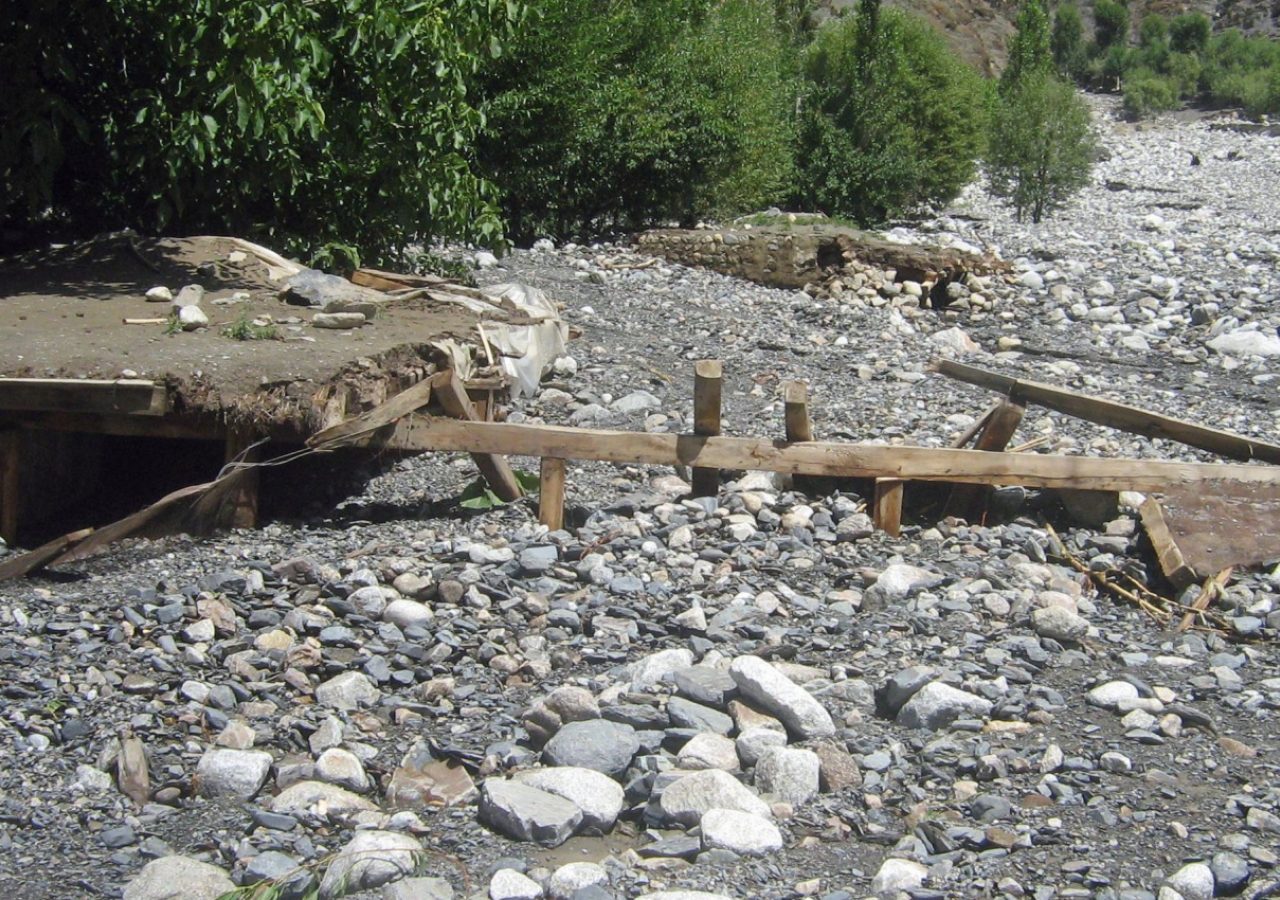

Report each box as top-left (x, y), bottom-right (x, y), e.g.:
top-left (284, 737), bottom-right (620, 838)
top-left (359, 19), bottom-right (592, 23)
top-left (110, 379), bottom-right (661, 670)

top-left (3, 98), bottom-right (1280, 900)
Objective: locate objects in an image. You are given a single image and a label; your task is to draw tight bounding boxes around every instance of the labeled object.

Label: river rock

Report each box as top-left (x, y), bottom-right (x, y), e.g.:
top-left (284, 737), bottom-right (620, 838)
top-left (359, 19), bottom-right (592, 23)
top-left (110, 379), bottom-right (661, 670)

top-left (728, 656), bottom-right (835, 740)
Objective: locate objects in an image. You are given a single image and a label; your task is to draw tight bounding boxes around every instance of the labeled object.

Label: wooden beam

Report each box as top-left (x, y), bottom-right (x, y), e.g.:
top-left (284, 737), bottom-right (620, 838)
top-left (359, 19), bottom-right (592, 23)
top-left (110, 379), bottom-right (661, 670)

top-left (539, 456), bottom-right (566, 531)
top-left (0, 430), bottom-right (18, 547)
top-left (222, 428), bottom-right (261, 529)
top-left (783, 381), bottom-right (814, 443)
top-left (0, 528), bottom-right (93, 580)
top-left (358, 415), bottom-right (1280, 492)
top-left (934, 360), bottom-right (1280, 465)
top-left (0, 411), bottom-right (223, 440)
top-left (943, 398), bottom-right (1026, 521)
top-left (874, 478), bottom-right (903, 536)
top-left (431, 372), bottom-right (525, 503)
top-left (0, 378), bottom-right (168, 416)
top-left (691, 360), bottom-right (723, 497)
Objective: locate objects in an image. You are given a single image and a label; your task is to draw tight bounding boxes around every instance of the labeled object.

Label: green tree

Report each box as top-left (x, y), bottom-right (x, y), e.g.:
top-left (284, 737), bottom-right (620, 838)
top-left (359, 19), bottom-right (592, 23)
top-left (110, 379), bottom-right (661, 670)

top-left (986, 72), bottom-right (1097, 223)
top-left (795, 1), bottom-right (988, 223)
top-left (1002, 0), bottom-right (1053, 95)
top-left (1094, 0), bottom-right (1130, 52)
top-left (1170, 13), bottom-right (1212, 55)
top-left (0, 0), bottom-right (521, 263)
top-left (1051, 4), bottom-right (1088, 81)
top-left (478, 0), bottom-right (797, 243)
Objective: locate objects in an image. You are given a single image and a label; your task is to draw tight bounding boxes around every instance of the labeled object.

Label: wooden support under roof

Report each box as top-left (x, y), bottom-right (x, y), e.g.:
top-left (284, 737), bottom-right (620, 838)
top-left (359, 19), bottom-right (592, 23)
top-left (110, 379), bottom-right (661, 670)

top-left (0, 378), bottom-right (169, 416)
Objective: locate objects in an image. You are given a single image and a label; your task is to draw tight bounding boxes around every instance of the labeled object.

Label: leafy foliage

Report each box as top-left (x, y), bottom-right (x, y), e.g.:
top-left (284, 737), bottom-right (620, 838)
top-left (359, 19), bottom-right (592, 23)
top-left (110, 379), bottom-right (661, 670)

top-left (1001, 0), bottom-right (1053, 96)
top-left (478, 0), bottom-right (798, 244)
top-left (1, 0), bottom-right (521, 264)
top-left (986, 72), bottom-right (1096, 224)
top-left (1051, 5), bottom-right (1088, 81)
top-left (459, 470), bottom-right (540, 510)
top-left (1094, 1), bottom-right (1130, 52)
top-left (1170, 13), bottom-right (1212, 56)
top-left (795, 1), bottom-right (989, 224)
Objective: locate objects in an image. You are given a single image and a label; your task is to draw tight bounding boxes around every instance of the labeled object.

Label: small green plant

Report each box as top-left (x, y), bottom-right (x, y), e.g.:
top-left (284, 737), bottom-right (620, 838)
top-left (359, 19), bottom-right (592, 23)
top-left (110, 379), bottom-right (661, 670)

top-left (408, 250), bottom-right (477, 286)
top-left (459, 469), bottom-right (540, 509)
top-left (223, 314), bottom-right (278, 341)
top-left (163, 314), bottom-right (182, 335)
top-left (42, 697), bottom-right (67, 718)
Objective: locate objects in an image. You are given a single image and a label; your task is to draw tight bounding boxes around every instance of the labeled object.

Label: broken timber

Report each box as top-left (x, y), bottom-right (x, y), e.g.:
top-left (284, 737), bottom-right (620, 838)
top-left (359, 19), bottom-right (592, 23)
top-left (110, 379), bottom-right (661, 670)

top-left (327, 414), bottom-right (1280, 493)
top-left (934, 359), bottom-right (1280, 465)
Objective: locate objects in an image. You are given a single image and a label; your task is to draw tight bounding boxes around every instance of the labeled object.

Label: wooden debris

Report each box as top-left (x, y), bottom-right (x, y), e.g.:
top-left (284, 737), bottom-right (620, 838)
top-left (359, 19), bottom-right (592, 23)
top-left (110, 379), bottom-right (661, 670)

top-left (934, 359), bottom-right (1280, 464)
top-left (784, 381), bottom-right (814, 443)
top-left (122, 318), bottom-right (168, 325)
top-left (368, 415), bottom-right (1280, 492)
top-left (691, 360), bottom-right (723, 497)
top-left (0, 429), bottom-right (17, 545)
top-left (1178, 567), bottom-right (1233, 633)
top-left (1145, 482), bottom-right (1280, 579)
top-left (0, 527), bottom-right (94, 581)
top-left (308, 371), bottom-right (447, 448)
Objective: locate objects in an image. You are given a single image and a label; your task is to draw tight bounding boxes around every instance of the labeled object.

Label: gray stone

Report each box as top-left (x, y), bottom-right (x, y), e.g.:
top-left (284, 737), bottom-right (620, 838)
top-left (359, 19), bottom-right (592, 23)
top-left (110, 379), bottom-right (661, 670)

top-left (667, 697), bottom-right (734, 735)
top-left (896, 682), bottom-right (993, 731)
top-left (1032, 606), bottom-right (1089, 642)
top-left (270, 780), bottom-right (378, 814)
top-left (196, 748), bottom-right (272, 799)
top-left (636, 894), bottom-right (734, 900)
top-left (479, 779), bottom-right (584, 847)
top-left (1208, 330), bottom-right (1280, 357)
top-left (1163, 862), bottom-right (1214, 900)
top-left (548, 862), bottom-right (608, 900)
top-left (245, 852), bottom-right (313, 900)
top-left (173, 284), bottom-right (205, 307)
top-left (870, 858), bottom-right (928, 895)
top-left (673, 667), bottom-right (738, 707)
top-left (489, 869), bottom-right (543, 900)
top-left (870, 564), bottom-right (936, 600)
top-left (735, 726), bottom-right (788, 768)
top-left (1087, 680), bottom-right (1140, 710)
top-left (283, 269), bottom-right (386, 310)
top-left (658, 769), bottom-right (771, 826)
top-left (319, 830), bottom-right (421, 899)
top-left (383, 876), bottom-right (454, 900)
top-left (728, 656), bottom-right (835, 740)
top-left (178, 305), bottom-right (210, 331)
top-left (875, 666), bottom-right (937, 718)
top-left (315, 672), bottom-right (380, 710)
top-left (699, 808), bottom-right (783, 856)
top-left (676, 733), bottom-right (740, 771)
top-left (630, 649), bottom-right (694, 690)
top-left (315, 747), bottom-right (370, 793)
top-left (122, 856), bottom-right (236, 900)
top-left (1210, 852), bottom-right (1250, 894)
top-left (610, 390), bottom-right (662, 413)
top-left (510, 767), bottom-right (624, 831)
top-left (313, 311), bottom-right (367, 329)
top-left (384, 599), bottom-right (434, 629)
top-left (542, 720), bottom-right (638, 777)
top-left (754, 747), bottom-right (820, 806)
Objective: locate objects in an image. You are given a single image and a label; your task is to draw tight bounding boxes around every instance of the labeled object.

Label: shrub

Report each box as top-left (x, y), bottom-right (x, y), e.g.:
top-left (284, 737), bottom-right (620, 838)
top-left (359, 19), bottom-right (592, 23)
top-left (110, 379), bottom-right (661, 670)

top-left (986, 72), bottom-right (1097, 223)
top-left (1001, 0), bottom-right (1053, 96)
top-left (1122, 69), bottom-right (1182, 118)
top-left (0, 0), bottom-right (520, 263)
top-left (478, 0), bottom-right (797, 244)
top-left (795, 1), bottom-right (988, 224)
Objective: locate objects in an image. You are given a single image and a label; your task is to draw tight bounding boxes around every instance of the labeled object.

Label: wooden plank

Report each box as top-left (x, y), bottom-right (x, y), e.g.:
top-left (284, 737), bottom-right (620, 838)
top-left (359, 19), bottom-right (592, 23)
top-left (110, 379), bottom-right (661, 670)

top-left (784, 381), bottom-right (814, 443)
top-left (431, 372), bottom-right (525, 503)
top-left (0, 528), bottom-right (93, 580)
top-left (539, 457), bottom-right (567, 531)
top-left (934, 360), bottom-right (1280, 465)
top-left (943, 399), bottom-right (1026, 521)
top-left (1139, 496), bottom-right (1196, 589)
top-left (950, 402), bottom-right (1001, 449)
top-left (351, 268), bottom-right (447, 291)
top-left (1178, 567), bottom-right (1233, 632)
top-left (691, 360), bottom-right (723, 497)
top-left (874, 478), bottom-right (903, 536)
top-left (308, 372), bottom-right (448, 448)
top-left (1152, 481), bottom-right (1280, 577)
top-left (0, 430), bottom-right (18, 546)
top-left (0, 378), bottom-right (168, 416)
top-left (366, 415), bottom-right (1280, 492)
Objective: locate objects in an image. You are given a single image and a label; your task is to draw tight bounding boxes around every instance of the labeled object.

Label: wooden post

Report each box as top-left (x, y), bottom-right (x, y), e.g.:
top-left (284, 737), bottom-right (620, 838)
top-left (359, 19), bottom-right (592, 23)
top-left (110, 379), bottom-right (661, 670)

top-left (874, 478), bottom-right (904, 537)
top-left (691, 360), bottom-right (723, 497)
top-left (0, 430), bottom-right (19, 546)
top-left (222, 427), bottom-right (261, 529)
top-left (942, 398), bottom-right (1026, 521)
top-left (783, 381), bottom-right (813, 443)
top-left (539, 457), bottom-right (566, 531)
top-left (434, 371), bottom-right (525, 503)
